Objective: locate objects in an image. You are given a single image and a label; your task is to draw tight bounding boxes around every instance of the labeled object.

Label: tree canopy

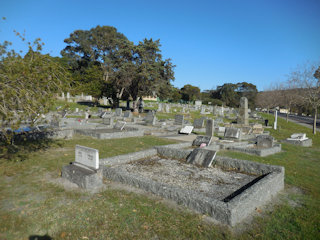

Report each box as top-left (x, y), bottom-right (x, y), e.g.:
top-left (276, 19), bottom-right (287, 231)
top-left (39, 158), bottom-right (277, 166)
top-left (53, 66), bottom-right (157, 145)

top-left (62, 26), bottom-right (175, 109)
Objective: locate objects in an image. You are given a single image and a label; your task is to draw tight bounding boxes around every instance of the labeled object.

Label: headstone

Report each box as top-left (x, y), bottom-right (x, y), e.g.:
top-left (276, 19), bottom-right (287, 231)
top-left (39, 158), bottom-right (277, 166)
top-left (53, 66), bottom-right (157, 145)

top-left (61, 110), bottom-right (68, 118)
top-left (192, 136), bottom-right (212, 146)
top-left (99, 112), bottom-right (107, 118)
top-left (165, 104), bottom-right (170, 113)
top-left (200, 107), bottom-right (206, 114)
top-left (290, 133), bottom-right (307, 140)
top-left (158, 103), bottom-right (163, 112)
top-left (84, 112), bottom-right (89, 120)
top-left (123, 110), bottom-right (132, 118)
top-left (75, 145), bottom-right (99, 170)
top-left (114, 121), bottom-right (126, 131)
top-left (256, 135), bottom-right (274, 148)
top-left (238, 97), bottom-right (249, 125)
top-left (102, 117), bottom-right (114, 126)
top-left (75, 108), bottom-right (79, 113)
top-left (179, 125), bottom-right (194, 134)
top-left (115, 108), bottom-right (122, 117)
top-left (195, 100), bottom-right (202, 106)
top-left (66, 92), bottom-right (70, 99)
top-left (174, 114), bottom-right (184, 126)
top-left (186, 148), bottom-right (217, 168)
top-left (252, 124), bottom-right (264, 134)
top-left (145, 112), bottom-right (156, 125)
top-left (224, 127), bottom-right (241, 139)
top-left (206, 119), bottom-right (214, 137)
top-left (193, 118), bottom-right (205, 128)
top-left (61, 92), bottom-right (65, 99)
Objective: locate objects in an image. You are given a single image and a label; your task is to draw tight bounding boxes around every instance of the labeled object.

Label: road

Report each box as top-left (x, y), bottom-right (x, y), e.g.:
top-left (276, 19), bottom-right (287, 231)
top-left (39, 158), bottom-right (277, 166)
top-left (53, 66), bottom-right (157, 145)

top-left (269, 111), bottom-right (320, 131)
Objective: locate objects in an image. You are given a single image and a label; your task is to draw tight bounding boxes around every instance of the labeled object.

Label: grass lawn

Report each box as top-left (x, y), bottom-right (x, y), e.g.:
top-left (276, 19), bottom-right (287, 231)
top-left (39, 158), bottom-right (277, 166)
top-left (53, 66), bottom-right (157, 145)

top-left (0, 114), bottom-right (320, 239)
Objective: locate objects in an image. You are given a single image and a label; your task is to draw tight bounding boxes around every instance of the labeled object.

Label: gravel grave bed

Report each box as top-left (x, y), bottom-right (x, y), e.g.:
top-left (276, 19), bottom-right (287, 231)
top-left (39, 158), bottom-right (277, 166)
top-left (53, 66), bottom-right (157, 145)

top-left (111, 156), bottom-right (259, 200)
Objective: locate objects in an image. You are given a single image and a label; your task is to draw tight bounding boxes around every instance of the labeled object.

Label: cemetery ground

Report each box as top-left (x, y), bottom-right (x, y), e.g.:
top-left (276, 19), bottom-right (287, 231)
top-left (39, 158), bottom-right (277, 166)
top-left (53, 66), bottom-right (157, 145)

top-left (0, 113), bottom-right (320, 239)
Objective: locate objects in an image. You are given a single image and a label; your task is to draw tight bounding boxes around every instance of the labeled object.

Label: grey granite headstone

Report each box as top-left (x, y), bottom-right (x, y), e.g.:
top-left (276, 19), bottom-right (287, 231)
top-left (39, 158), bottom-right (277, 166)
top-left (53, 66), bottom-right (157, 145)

top-left (186, 148), bottom-right (216, 167)
top-left (193, 118), bottom-right (204, 128)
top-left (206, 119), bottom-right (214, 136)
top-left (224, 127), bottom-right (241, 139)
top-left (174, 114), bottom-right (184, 126)
top-left (192, 136), bottom-right (212, 146)
top-left (114, 121), bottom-right (126, 131)
top-left (256, 135), bottom-right (274, 148)
top-left (102, 117), bottom-right (114, 126)
top-left (115, 108), bottom-right (122, 117)
top-left (123, 110), bottom-right (132, 118)
top-left (99, 112), bottom-right (107, 118)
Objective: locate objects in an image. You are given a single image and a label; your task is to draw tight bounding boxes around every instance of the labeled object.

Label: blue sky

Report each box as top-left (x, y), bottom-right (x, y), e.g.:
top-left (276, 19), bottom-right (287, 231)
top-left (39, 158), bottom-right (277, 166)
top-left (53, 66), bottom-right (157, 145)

top-left (1, 0), bottom-right (320, 91)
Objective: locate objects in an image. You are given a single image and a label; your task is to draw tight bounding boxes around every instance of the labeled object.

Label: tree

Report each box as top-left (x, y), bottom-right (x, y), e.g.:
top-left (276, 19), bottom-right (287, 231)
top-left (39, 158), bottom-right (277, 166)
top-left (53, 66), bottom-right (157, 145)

top-left (289, 63), bottom-right (320, 135)
top-left (235, 82), bottom-right (258, 109)
top-left (127, 39), bottom-right (175, 111)
top-left (0, 33), bottom-right (69, 146)
top-left (180, 84), bottom-right (200, 102)
top-left (62, 27), bottom-right (175, 110)
top-left (216, 83), bottom-right (238, 107)
top-left (61, 25), bottom-right (131, 105)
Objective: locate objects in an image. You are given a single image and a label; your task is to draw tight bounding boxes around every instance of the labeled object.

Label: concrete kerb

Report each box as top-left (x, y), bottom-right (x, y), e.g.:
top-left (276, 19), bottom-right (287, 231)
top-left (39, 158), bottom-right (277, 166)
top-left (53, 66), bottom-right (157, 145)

top-left (228, 144), bottom-right (282, 157)
top-left (100, 143), bottom-right (284, 226)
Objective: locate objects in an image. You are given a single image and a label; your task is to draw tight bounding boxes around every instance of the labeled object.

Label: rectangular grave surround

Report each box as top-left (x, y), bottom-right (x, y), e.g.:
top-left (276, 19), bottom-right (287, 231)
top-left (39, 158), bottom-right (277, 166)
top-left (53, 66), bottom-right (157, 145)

top-left (102, 146), bottom-right (284, 226)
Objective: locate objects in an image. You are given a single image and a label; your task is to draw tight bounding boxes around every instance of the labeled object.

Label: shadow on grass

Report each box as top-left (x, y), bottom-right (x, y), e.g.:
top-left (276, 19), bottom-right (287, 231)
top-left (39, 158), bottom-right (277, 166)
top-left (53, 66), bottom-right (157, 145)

top-left (0, 130), bottom-right (62, 161)
top-left (29, 234), bottom-right (52, 240)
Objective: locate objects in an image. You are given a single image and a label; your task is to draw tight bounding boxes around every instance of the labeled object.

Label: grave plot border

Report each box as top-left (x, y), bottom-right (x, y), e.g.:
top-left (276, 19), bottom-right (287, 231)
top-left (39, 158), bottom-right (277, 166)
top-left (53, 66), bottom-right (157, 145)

top-left (228, 143), bottom-right (282, 157)
top-left (101, 145), bottom-right (284, 226)
top-left (74, 127), bottom-right (144, 140)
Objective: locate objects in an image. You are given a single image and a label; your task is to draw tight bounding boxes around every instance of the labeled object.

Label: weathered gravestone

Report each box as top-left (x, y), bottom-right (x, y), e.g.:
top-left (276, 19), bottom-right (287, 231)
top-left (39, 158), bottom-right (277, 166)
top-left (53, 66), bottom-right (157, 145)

top-left (252, 124), bottom-right (264, 134)
top-left (61, 145), bottom-right (102, 189)
top-left (123, 110), bottom-right (132, 118)
top-left (165, 104), bottom-right (170, 113)
top-left (238, 97), bottom-right (249, 125)
top-left (290, 133), bottom-right (307, 140)
top-left (206, 119), bottom-right (214, 137)
top-left (114, 121), bottom-right (126, 131)
top-left (75, 145), bottom-right (99, 169)
top-left (102, 117), bottom-right (114, 126)
top-left (179, 125), bottom-right (194, 134)
top-left (186, 148), bottom-right (217, 167)
top-left (174, 114), bottom-right (184, 126)
top-left (99, 111), bottom-right (107, 118)
top-left (115, 108), bottom-right (122, 117)
top-left (192, 136), bottom-right (212, 146)
top-left (256, 135), bottom-right (274, 148)
top-left (193, 118), bottom-right (205, 128)
top-left (224, 127), bottom-right (241, 139)
top-left (145, 112), bottom-right (156, 125)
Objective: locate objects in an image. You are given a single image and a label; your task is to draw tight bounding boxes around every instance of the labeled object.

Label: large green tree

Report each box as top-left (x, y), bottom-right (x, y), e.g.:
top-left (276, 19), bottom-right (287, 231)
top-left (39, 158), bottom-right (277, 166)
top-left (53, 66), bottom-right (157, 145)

top-left (62, 26), bottom-right (175, 110)
top-left (180, 84), bottom-right (201, 102)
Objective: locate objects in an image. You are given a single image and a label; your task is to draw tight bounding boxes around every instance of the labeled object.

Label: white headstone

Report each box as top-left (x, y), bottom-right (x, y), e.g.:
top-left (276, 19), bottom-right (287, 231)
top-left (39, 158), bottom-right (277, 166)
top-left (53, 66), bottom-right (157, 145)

top-left (180, 125), bottom-right (194, 134)
top-left (75, 145), bottom-right (99, 170)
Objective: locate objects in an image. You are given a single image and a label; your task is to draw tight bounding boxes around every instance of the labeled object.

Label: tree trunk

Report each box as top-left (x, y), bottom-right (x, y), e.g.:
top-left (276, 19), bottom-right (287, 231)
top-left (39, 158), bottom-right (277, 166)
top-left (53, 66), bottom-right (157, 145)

top-left (313, 107), bottom-right (317, 135)
top-left (286, 109), bottom-right (289, 123)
